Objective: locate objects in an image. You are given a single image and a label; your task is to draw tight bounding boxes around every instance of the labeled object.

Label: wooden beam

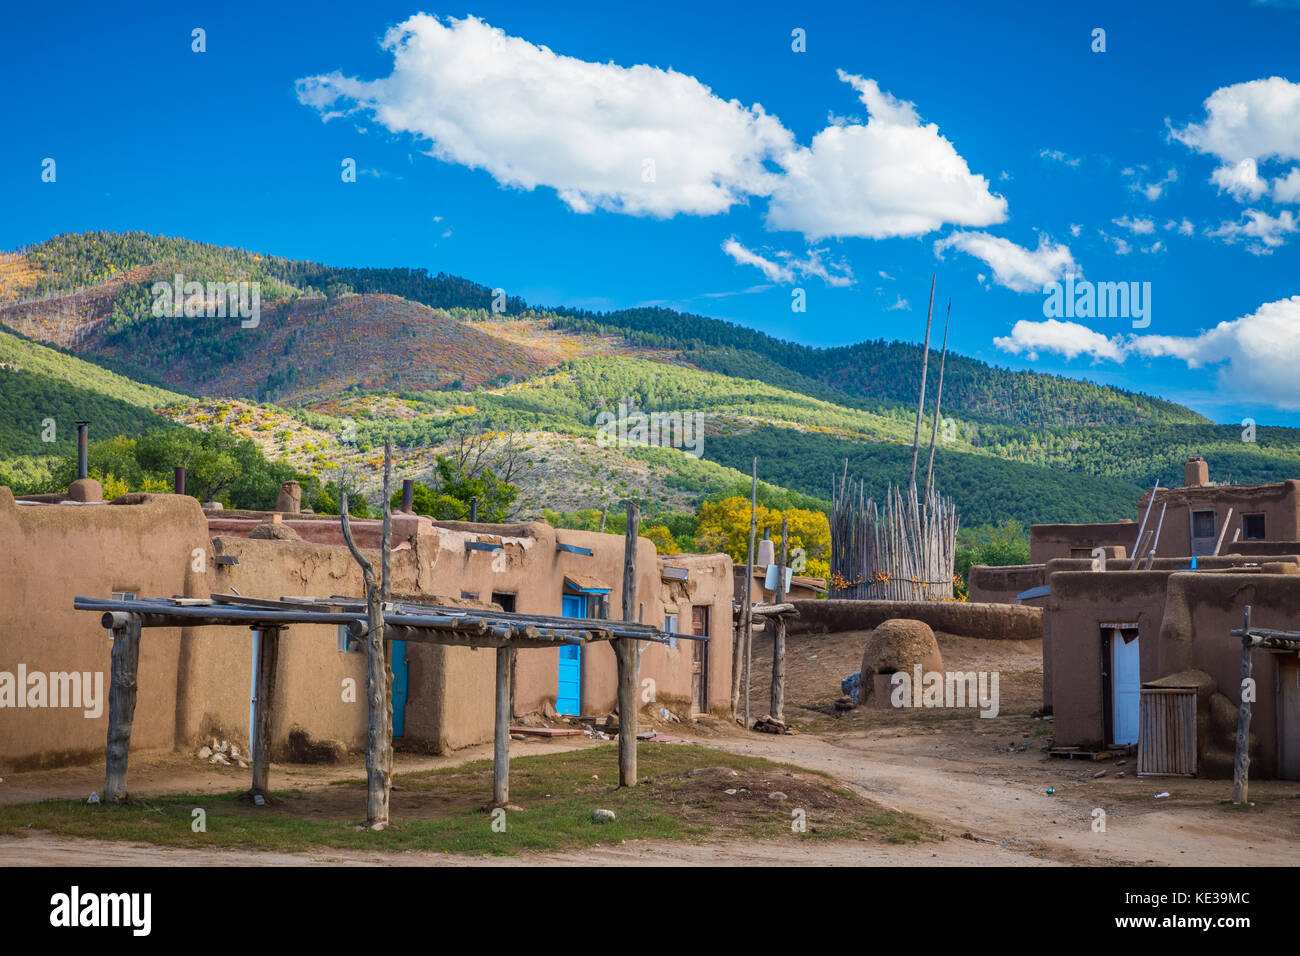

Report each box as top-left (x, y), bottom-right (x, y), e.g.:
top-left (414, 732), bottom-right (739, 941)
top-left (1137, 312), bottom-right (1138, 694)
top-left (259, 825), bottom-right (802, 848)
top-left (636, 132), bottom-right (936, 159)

top-left (250, 625), bottom-right (282, 797)
top-left (493, 645), bottom-right (511, 807)
top-left (1231, 606), bottom-right (1255, 805)
top-left (104, 615), bottom-right (142, 803)
top-left (617, 500), bottom-right (640, 788)
top-left (908, 274), bottom-right (936, 492)
top-left (734, 458), bottom-right (757, 719)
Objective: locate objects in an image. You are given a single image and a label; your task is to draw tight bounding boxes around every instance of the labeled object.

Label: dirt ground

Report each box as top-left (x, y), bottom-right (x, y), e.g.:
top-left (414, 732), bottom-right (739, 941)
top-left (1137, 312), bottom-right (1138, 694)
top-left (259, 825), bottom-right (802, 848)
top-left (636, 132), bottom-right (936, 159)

top-left (2, 627), bottom-right (1297, 866)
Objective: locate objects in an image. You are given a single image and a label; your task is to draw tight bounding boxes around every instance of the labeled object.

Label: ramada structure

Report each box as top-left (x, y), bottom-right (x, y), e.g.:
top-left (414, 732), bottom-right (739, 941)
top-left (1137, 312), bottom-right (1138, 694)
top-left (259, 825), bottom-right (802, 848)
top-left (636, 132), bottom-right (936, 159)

top-left (970, 457), bottom-right (1300, 780)
top-left (0, 479), bottom-right (736, 773)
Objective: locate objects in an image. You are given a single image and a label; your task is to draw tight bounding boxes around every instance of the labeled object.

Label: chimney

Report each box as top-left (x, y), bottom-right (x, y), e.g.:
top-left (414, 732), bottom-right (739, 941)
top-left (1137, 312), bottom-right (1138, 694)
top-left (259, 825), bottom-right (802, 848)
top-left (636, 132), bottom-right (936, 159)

top-left (400, 479), bottom-right (414, 513)
top-left (75, 421), bottom-right (90, 479)
top-left (174, 467), bottom-right (187, 496)
top-left (1185, 456), bottom-right (1209, 488)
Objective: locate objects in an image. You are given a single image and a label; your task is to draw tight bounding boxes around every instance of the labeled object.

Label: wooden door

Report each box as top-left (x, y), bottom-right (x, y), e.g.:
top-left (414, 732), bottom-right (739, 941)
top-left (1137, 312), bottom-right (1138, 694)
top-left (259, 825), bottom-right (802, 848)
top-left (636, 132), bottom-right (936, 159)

top-left (1279, 654), bottom-right (1300, 781)
top-left (1111, 629), bottom-right (1141, 746)
top-left (690, 606), bottom-right (709, 715)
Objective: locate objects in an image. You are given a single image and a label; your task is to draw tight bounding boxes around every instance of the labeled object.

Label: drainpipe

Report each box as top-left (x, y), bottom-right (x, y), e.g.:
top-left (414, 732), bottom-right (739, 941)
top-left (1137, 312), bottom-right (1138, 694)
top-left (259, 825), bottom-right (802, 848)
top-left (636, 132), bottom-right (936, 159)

top-left (174, 467), bottom-right (187, 496)
top-left (400, 479), bottom-right (414, 513)
top-left (74, 421), bottom-right (90, 479)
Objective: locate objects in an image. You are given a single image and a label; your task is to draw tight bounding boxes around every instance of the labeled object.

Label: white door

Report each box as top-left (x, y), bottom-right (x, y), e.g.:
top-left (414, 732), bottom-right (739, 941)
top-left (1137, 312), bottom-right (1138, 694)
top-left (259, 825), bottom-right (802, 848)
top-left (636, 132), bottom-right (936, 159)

top-left (1112, 629), bottom-right (1141, 746)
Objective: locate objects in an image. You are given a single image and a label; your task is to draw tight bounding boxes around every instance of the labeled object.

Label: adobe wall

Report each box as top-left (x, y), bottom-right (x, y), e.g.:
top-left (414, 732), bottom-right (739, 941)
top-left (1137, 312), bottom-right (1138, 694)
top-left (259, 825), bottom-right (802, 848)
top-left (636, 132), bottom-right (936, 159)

top-left (787, 599), bottom-right (1041, 642)
top-left (655, 553), bottom-right (735, 715)
top-left (0, 490), bottom-right (209, 770)
top-left (1046, 571), bottom-right (1175, 750)
top-left (967, 564), bottom-right (1044, 604)
top-left (1155, 572), bottom-right (1300, 778)
top-left (1139, 481), bottom-right (1300, 558)
top-left (1030, 521), bottom-right (1136, 564)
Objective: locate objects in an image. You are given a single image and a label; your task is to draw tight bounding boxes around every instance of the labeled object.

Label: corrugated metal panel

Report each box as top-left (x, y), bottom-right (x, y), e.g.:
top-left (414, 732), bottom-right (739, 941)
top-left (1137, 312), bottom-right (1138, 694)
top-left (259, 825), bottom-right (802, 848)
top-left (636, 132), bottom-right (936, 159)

top-left (1138, 689), bottom-right (1197, 776)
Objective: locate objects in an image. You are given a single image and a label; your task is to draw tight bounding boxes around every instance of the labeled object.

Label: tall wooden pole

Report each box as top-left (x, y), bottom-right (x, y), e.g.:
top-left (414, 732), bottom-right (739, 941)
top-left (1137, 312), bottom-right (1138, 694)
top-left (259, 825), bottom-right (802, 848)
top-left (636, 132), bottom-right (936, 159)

top-left (250, 624), bottom-right (282, 797)
top-left (924, 300), bottom-right (951, 504)
top-left (1232, 606), bottom-right (1255, 805)
top-left (734, 458), bottom-right (758, 722)
top-left (770, 516), bottom-right (789, 722)
top-left (616, 500), bottom-right (640, 787)
top-left (104, 614), bottom-right (142, 803)
top-left (908, 275), bottom-right (936, 494)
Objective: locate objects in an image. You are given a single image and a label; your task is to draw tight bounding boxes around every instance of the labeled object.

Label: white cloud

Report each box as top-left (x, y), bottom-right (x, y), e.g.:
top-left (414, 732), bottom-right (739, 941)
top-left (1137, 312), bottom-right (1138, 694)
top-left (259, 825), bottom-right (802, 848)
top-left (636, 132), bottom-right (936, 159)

top-left (885, 294), bottom-right (911, 311)
top-left (721, 239), bottom-right (793, 283)
top-left (296, 14), bottom-right (794, 218)
top-left (1211, 158), bottom-right (1269, 201)
top-left (933, 231), bottom-right (1078, 292)
top-left (1069, 223), bottom-right (1082, 237)
top-left (1112, 215), bottom-right (1156, 234)
top-left (1207, 208), bottom-right (1299, 253)
top-left (721, 238), bottom-right (854, 286)
top-left (1123, 165), bottom-right (1178, 200)
top-left (994, 297), bottom-right (1300, 409)
top-left (764, 71), bottom-right (1007, 240)
top-left (1039, 148), bottom-right (1082, 167)
top-left (1172, 77), bottom-right (1300, 202)
top-left (1163, 218), bottom-right (1196, 236)
top-left (993, 320), bottom-right (1126, 362)
top-left (1273, 167), bottom-right (1300, 203)
top-left (1172, 77), bottom-right (1300, 165)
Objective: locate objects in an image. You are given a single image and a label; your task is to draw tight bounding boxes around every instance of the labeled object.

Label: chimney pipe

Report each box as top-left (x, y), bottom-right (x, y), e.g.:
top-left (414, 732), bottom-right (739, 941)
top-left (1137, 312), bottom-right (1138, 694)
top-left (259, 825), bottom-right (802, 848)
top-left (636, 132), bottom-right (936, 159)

top-left (470, 496), bottom-right (478, 522)
top-left (400, 479), bottom-right (414, 513)
top-left (75, 421), bottom-right (90, 480)
top-left (174, 467), bottom-right (187, 496)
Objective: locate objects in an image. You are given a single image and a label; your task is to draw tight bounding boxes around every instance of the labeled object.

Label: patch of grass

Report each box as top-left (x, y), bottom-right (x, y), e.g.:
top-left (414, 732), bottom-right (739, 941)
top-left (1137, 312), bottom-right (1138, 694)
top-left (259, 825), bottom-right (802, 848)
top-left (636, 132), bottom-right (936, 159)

top-left (0, 744), bottom-right (930, 856)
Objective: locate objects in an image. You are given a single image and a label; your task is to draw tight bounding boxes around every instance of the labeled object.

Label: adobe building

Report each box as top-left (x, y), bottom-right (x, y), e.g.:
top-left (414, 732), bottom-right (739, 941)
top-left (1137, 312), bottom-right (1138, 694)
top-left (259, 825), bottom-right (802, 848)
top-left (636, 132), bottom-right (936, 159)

top-left (0, 485), bottom-right (735, 770)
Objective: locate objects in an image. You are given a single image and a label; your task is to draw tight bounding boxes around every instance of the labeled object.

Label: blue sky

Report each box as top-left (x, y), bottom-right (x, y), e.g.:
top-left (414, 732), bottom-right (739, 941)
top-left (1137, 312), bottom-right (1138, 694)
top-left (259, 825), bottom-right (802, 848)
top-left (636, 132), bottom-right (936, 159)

top-left (3, 1), bottom-right (1299, 423)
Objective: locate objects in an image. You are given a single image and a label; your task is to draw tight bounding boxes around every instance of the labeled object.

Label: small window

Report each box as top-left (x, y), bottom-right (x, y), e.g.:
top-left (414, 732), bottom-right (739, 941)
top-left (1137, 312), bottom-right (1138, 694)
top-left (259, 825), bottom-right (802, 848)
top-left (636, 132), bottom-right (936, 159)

top-left (1242, 514), bottom-right (1266, 541)
top-left (111, 590), bottom-right (137, 602)
top-left (665, 614), bottom-right (679, 650)
top-left (338, 624), bottom-right (361, 653)
top-left (460, 590), bottom-right (479, 601)
top-left (491, 592), bottom-right (517, 613)
top-left (1192, 510), bottom-right (1216, 539)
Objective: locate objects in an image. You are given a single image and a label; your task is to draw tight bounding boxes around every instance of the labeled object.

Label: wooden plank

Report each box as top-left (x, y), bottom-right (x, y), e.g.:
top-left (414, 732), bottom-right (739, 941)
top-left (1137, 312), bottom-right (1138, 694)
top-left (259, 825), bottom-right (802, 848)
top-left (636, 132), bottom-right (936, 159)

top-left (104, 616), bottom-right (142, 803)
top-left (251, 625), bottom-right (282, 796)
top-left (508, 726), bottom-right (585, 737)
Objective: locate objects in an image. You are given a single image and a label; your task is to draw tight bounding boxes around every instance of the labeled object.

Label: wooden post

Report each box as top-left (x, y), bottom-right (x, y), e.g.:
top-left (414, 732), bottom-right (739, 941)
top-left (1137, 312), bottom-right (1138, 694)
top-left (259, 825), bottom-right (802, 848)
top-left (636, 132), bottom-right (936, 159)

top-left (340, 438), bottom-right (394, 827)
top-left (923, 301), bottom-right (950, 503)
top-left (616, 500), bottom-right (640, 787)
top-left (771, 517), bottom-right (789, 722)
top-left (733, 458), bottom-right (758, 719)
top-left (908, 275), bottom-right (936, 492)
top-left (250, 625), bottom-right (282, 797)
top-left (1232, 606), bottom-right (1254, 805)
top-left (104, 614), bottom-right (142, 803)
top-left (493, 644), bottom-right (511, 807)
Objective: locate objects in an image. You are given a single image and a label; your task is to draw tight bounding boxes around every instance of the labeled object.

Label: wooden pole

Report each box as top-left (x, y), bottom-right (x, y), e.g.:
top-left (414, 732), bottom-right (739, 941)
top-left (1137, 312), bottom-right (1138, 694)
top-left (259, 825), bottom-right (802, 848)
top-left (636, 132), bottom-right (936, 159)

top-left (493, 645), bottom-right (511, 807)
top-left (617, 500), bottom-right (641, 787)
top-left (744, 459), bottom-right (759, 726)
top-left (908, 275), bottom-right (936, 493)
top-left (770, 516), bottom-right (789, 722)
top-left (732, 458), bottom-right (758, 715)
top-left (340, 439), bottom-right (394, 827)
top-left (250, 625), bottom-right (282, 797)
top-left (103, 615), bottom-right (142, 803)
top-left (1231, 606), bottom-right (1254, 805)
top-left (923, 300), bottom-right (951, 503)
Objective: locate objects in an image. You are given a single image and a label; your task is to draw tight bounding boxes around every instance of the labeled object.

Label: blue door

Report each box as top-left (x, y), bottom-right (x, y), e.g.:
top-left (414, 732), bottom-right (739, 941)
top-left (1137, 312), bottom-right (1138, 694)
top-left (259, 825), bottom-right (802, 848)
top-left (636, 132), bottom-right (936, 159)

top-left (391, 641), bottom-right (409, 739)
top-left (1111, 629), bottom-right (1140, 746)
top-left (557, 595), bottom-right (584, 715)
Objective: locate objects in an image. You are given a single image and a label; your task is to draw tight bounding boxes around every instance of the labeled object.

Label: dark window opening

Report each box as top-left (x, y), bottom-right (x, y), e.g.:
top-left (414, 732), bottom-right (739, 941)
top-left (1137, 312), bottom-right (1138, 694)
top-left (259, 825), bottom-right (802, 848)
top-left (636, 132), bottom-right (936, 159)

top-left (491, 592), bottom-right (516, 613)
top-left (1242, 514), bottom-right (1266, 540)
top-left (1192, 510), bottom-right (1216, 539)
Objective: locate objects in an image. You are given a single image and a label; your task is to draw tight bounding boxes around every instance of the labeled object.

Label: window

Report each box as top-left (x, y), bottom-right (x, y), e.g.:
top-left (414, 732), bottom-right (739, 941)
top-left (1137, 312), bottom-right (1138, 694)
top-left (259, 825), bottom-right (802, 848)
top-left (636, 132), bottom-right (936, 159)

top-left (665, 613), bottom-right (679, 650)
top-left (460, 590), bottom-right (479, 601)
top-left (338, 624), bottom-right (361, 653)
top-left (491, 592), bottom-right (517, 613)
top-left (1243, 514), bottom-right (1266, 540)
top-left (111, 590), bottom-right (137, 602)
top-left (1192, 510), bottom-right (1216, 539)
